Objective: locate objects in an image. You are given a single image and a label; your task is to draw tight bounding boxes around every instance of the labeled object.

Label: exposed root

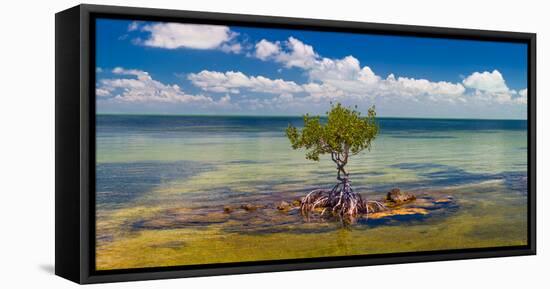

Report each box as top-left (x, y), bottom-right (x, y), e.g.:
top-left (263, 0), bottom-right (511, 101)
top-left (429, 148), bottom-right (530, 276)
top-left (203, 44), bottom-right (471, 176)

top-left (300, 178), bottom-right (388, 224)
top-left (301, 189), bottom-right (329, 215)
top-left (366, 200), bottom-right (387, 213)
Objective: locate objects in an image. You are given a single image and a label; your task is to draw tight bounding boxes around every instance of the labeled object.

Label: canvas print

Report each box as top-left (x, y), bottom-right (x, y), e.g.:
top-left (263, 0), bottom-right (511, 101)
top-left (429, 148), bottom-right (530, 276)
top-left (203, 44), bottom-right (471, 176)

top-left (95, 18), bottom-right (528, 270)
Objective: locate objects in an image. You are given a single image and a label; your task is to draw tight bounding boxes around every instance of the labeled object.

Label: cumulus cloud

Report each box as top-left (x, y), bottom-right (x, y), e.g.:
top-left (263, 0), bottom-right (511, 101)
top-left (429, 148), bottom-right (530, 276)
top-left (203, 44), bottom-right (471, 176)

top-left (254, 37), bottom-right (318, 68)
top-left (302, 83), bottom-right (345, 101)
top-left (382, 75), bottom-right (466, 101)
top-left (462, 70), bottom-right (509, 93)
top-left (248, 37), bottom-right (468, 103)
top-left (277, 37), bottom-right (318, 68)
top-left (515, 89), bottom-right (528, 104)
top-left (255, 39), bottom-right (280, 60)
top-left (138, 23), bottom-right (238, 52)
top-left (97, 67), bottom-right (230, 106)
top-left (461, 70), bottom-right (528, 105)
top-left (186, 67), bottom-right (468, 106)
top-left (308, 56), bottom-right (377, 83)
top-left (187, 70), bottom-right (304, 94)
top-left (519, 88), bottom-right (528, 98)
top-left (105, 33), bottom-right (526, 116)
top-left (220, 43), bottom-right (242, 54)
top-left (95, 88), bottom-right (111, 97)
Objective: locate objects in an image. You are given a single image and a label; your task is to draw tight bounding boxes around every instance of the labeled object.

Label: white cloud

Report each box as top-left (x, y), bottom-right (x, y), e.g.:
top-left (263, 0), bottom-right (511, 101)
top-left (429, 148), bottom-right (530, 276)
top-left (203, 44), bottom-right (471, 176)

top-left (254, 37), bottom-right (318, 68)
top-left (519, 88), bottom-right (528, 98)
top-left (308, 57), bottom-right (465, 102)
top-left (302, 83), bottom-right (345, 101)
top-left (467, 86), bottom-right (528, 105)
top-left (277, 93), bottom-right (294, 102)
top-left (309, 56), bottom-right (375, 83)
top-left (462, 70), bottom-right (509, 93)
top-left (140, 23), bottom-right (237, 51)
top-left (96, 88), bottom-right (111, 97)
top-left (128, 21), bottom-right (140, 31)
top-left (461, 70), bottom-right (528, 105)
top-left (220, 43), bottom-right (242, 54)
top-left (515, 89), bottom-right (528, 104)
top-left (104, 34), bottom-right (526, 116)
top-left (187, 70), bottom-right (304, 94)
top-left (382, 75), bottom-right (466, 100)
top-left (277, 37), bottom-right (318, 69)
top-left (250, 37), bottom-right (467, 103)
top-left (255, 39), bottom-right (280, 60)
top-left (186, 66), bottom-right (468, 107)
top-left (97, 67), bottom-right (230, 106)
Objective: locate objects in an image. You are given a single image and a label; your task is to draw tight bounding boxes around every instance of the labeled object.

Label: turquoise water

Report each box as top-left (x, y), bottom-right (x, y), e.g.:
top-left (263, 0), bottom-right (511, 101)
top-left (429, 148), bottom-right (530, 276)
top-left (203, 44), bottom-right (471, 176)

top-left (95, 115), bottom-right (528, 269)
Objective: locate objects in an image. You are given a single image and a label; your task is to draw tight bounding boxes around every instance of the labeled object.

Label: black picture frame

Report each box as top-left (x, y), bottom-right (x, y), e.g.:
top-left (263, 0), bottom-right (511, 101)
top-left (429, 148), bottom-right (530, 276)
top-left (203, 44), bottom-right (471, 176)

top-left (55, 4), bottom-right (536, 284)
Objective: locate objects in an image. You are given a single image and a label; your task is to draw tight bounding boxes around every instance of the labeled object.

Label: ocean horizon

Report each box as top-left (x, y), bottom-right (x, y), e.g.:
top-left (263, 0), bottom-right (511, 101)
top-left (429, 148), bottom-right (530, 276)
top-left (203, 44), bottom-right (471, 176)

top-left (96, 112), bottom-right (528, 122)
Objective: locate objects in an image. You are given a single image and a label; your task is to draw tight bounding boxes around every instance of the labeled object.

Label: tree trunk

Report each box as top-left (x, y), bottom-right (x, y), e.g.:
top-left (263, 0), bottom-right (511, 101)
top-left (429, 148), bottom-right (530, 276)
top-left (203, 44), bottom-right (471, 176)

top-left (333, 150), bottom-right (349, 182)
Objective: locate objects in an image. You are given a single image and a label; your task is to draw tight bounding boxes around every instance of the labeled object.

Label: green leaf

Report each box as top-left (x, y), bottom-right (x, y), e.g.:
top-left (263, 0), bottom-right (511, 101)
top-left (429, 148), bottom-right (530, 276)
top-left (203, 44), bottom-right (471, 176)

top-left (285, 102), bottom-right (379, 167)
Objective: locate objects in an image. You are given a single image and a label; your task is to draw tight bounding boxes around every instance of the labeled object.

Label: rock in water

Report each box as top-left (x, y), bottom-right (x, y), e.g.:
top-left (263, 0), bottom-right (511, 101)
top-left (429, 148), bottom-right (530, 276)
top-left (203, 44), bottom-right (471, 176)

top-left (277, 201), bottom-right (291, 211)
top-left (369, 207), bottom-right (428, 219)
top-left (386, 188), bottom-right (416, 204)
top-left (240, 204), bottom-right (261, 211)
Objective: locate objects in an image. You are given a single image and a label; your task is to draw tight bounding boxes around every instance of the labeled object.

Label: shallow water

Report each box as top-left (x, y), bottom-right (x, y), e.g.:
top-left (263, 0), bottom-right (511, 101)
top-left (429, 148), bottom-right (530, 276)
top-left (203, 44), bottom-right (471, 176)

top-left (95, 115), bottom-right (528, 270)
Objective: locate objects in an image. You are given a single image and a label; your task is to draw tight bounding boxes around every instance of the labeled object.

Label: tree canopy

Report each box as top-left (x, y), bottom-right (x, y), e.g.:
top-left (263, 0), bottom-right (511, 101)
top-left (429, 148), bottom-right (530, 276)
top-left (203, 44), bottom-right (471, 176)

top-left (286, 103), bottom-right (379, 177)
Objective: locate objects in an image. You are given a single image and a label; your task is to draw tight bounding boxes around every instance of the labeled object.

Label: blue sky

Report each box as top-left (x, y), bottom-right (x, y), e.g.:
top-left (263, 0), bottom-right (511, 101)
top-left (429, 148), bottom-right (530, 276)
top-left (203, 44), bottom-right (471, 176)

top-left (96, 18), bottom-right (528, 119)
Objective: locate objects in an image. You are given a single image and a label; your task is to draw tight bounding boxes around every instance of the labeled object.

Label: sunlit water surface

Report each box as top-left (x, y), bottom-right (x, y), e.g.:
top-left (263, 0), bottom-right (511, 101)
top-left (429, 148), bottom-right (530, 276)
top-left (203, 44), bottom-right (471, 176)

top-left (95, 115), bottom-right (528, 270)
